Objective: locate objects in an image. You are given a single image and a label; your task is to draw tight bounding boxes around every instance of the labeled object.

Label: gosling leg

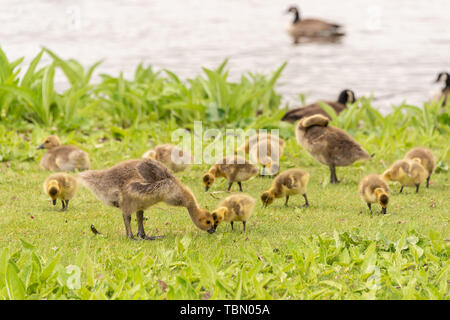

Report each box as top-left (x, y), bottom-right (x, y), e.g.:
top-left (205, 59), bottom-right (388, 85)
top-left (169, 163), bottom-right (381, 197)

top-left (426, 176), bottom-right (430, 188)
top-left (330, 165), bottom-right (340, 184)
top-left (416, 184), bottom-right (420, 193)
top-left (302, 194), bottom-right (309, 207)
top-left (238, 181), bottom-right (243, 192)
top-left (61, 200), bottom-right (67, 211)
top-left (399, 186), bottom-right (404, 194)
top-left (122, 212), bottom-right (134, 240)
top-left (242, 221), bottom-right (246, 233)
top-left (227, 182), bottom-right (233, 191)
top-left (136, 210), bottom-right (163, 240)
top-left (65, 200), bottom-right (69, 210)
top-left (230, 221), bottom-right (234, 231)
top-left (367, 203), bottom-right (372, 214)
top-left (285, 195), bottom-right (289, 206)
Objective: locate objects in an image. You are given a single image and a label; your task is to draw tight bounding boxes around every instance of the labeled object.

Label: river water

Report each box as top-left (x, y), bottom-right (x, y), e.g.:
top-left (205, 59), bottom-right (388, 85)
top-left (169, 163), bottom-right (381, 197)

top-left (1, 0), bottom-right (449, 113)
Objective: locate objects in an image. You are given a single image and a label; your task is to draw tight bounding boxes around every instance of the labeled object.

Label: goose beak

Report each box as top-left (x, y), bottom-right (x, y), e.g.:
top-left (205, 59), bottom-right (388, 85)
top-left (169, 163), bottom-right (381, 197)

top-left (381, 207), bottom-right (386, 214)
top-left (205, 186), bottom-right (209, 192)
top-left (207, 227), bottom-right (216, 234)
top-left (52, 200), bottom-right (56, 206)
top-left (37, 144), bottom-right (44, 150)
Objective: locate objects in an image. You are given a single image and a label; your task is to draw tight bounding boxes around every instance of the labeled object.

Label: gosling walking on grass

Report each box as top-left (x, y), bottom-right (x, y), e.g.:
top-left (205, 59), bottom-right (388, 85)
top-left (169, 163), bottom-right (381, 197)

top-left (38, 135), bottom-right (90, 172)
top-left (383, 159), bottom-right (428, 193)
top-left (260, 168), bottom-right (310, 208)
top-left (211, 194), bottom-right (255, 232)
top-left (43, 173), bottom-right (78, 211)
top-left (359, 174), bottom-right (390, 214)
top-left (403, 147), bottom-right (436, 188)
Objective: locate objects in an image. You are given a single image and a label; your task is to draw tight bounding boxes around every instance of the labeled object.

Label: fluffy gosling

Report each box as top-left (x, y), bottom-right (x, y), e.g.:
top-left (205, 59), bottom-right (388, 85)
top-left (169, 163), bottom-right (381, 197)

top-left (202, 155), bottom-right (258, 192)
top-left (142, 144), bottom-right (193, 172)
top-left (404, 147), bottom-right (436, 188)
top-left (248, 138), bottom-right (285, 176)
top-left (43, 173), bottom-right (78, 211)
top-left (212, 194), bottom-right (255, 232)
top-left (359, 174), bottom-right (390, 214)
top-left (260, 168), bottom-right (310, 208)
top-left (37, 135), bottom-right (90, 172)
top-left (382, 159), bottom-right (428, 193)
top-left (295, 114), bottom-right (370, 184)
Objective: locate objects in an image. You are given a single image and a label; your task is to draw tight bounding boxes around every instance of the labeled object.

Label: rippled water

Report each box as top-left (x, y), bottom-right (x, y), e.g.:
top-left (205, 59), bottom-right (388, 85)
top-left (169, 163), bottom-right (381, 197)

top-left (2, 0), bottom-right (450, 113)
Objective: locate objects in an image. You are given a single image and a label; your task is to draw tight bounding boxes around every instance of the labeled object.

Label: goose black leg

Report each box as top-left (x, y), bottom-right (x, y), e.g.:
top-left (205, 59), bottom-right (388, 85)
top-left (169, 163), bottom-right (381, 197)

top-left (367, 203), bottom-right (372, 214)
top-left (238, 182), bottom-right (243, 192)
top-left (285, 195), bottom-right (289, 206)
top-left (61, 200), bottom-right (67, 211)
top-left (242, 221), bottom-right (246, 233)
top-left (137, 210), bottom-right (163, 240)
top-left (65, 200), bottom-right (69, 210)
top-left (303, 194), bottom-right (309, 207)
top-left (230, 221), bottom-right (234, 231)
top-left (227, 182), bottom-right (233, 191)
top-left (330, 165), bottom-right (339, 184)
top-left (426, 176), bottom-right (430, 188)
top-left (399, 186), bottom-right (404, 193)
top-left (416, 184), bottom-right (420, 193)
top-left (122, 213), bottom-right (134, 240)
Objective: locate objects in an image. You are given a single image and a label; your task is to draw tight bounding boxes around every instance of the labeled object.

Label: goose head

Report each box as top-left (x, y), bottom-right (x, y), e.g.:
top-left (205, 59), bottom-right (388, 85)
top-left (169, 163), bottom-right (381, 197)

top-left (338, 89), bottom-right (356, 105)
top-left (435, 72), bottom-right (450, 88)
top-left (37, 135), bottom-right (61, 150)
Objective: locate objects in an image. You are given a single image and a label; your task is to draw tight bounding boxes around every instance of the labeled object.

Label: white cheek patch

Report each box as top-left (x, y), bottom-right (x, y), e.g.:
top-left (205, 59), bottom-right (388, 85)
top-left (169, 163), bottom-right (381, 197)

top-left (347, 90), bottom-right (354, 103)
top-left (441, 73), bottom-right (448, 84)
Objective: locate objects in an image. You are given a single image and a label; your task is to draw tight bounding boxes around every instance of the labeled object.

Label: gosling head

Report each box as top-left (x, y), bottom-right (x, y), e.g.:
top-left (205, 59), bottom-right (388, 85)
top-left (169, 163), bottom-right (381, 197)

top-left (261, 191), bottom-right (275, 208)
top-left (202, 173), bottom-right (215, 192)
top-left (37, 135), bottom-right (61, 150)
top-left (194, 209), bottom-right (220, 234)
top-left (210, 206), bottom-right (227, 229)
top-left (46, 180), bottom-right (60, 205)
top-left (144, 150), bottom-right (157, 159)
top-left (374, 188), bottom-right (389, 214)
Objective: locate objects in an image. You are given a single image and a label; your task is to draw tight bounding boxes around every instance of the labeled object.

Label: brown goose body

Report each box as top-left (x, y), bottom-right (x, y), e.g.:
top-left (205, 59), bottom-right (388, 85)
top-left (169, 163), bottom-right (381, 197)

top-left (295, 114), bottom-right (370, 183)
top-left (142, 144), bottom-right (192, 172)
top-left (78, 159), bottom-right (216, 239)
top-left (38, 135), bottom-right (90, 172)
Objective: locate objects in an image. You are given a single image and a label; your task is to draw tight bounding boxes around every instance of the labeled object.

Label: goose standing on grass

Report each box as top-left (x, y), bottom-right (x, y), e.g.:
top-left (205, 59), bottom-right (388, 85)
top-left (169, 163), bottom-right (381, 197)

top-left (433, 72), bottom-right (450, 106)
top-left (282, 89), bottom-right (356, 123)
top-left (43, 173), bottom-right (78, 211)
top-left (286, 5), bottom-right (345, 44)
top-left (403, 147), bottom-right (436, 188)
top-left (78, 159), bottom-right (217, 240)
top-left (382, 159), bottom-right (428, 193)
top-left (37, 135), bottom-right (90, 171)
top-left (295, 114), bottom-right (370, 184)
top-left (142, 144), bottom-right (193, 172)
top-left (359, 174), bottom-right (390, 214)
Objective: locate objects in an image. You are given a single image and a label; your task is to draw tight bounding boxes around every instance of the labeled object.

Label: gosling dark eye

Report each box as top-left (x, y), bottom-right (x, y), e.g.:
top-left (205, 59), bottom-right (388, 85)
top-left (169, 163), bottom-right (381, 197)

top-left (206, 221), bottom-right (211, 224)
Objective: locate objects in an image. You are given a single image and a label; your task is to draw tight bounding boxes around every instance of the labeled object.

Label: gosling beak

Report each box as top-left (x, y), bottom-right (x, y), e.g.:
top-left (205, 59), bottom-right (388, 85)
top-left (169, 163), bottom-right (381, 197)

top-left (37, 144), bottom-right (44, 150)
top-left (381, 207), bottom-right (386, 214)
top-left (52, 200), bottom-right (56, 206)
top-left (205, 186), bottom-right (209, 192)
top-left (207, 227), bottom-right (216, 234)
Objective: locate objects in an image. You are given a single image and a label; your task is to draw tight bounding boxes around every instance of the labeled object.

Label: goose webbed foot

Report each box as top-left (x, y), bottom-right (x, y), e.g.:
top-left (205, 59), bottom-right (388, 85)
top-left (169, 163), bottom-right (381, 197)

top-left (137, 232), bottom-right (164, 241)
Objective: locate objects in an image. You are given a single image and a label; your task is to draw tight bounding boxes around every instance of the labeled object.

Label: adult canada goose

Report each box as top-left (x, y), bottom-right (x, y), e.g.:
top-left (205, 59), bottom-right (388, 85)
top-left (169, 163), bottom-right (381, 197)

top-left (286, 5), bottom-right (345, 44)
top-left (282, 89), bottom-right (356, 123)
top-left (78, 159), bottom-right (217, 239)
top-left (434, 72), bottom-right (450, 106)
top-left (37, 135), bottom-right (90, 172)
top-left (295, 114), bottom-right (370, 184)
top-left (142, 144), bottom-right (192, 172)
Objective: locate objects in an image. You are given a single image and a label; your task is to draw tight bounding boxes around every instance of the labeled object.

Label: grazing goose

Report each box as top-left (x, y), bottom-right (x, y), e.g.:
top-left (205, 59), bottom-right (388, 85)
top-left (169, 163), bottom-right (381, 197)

top-left (261, 168), bottom-right (310, 208)
top-left (43, 173), bottom-right (78, 211)
top-left (434, 72), bottom-right (450, 106)
top-left (295, 114), bottom-right (370, 184)
top-left (202, 155), bottom-right (258, 192)
top-left (282, 89), bottom-right (356, 123)
top-left (142, 144), bottom-right (193, 172)
top-left (78, 159), bottom-right (217, 239)
top-left (212, 194), bottom-right (255, 232)
top-left (359, 174), bottom-right (390, 214)
top-left (37, 135), bottom-right (90, 172)
top-left (404, 147), bottom-right (436, 188)
top-left (382, 159), bottom-right (428, 193)
top-left (286, 5), bottom-right (345, 44)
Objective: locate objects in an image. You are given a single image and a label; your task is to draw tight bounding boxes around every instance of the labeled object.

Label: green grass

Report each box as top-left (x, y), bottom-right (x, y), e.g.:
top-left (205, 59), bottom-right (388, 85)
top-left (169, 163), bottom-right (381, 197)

top-left (0, 138), bottom-right (448, 299)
